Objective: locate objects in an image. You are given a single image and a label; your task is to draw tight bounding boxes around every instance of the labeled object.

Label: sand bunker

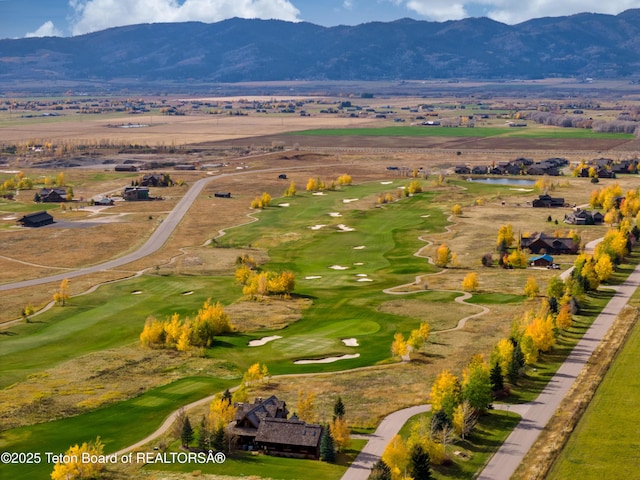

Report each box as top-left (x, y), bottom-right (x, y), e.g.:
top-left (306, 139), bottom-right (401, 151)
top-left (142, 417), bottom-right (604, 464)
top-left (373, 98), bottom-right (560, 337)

top-left (248, 335), bottom-right (282, 347)
top-left (310, 224), bottom-right (326, 230)
top-left (510, 188), bottom-right (534, 192)
top-left (182, 291), bottom-right (194, 296)
top-left (343, 198), bottom-right (359, 203)
top-left (313, 192), bottom-right (326, 196)
top-left (329, 265), bottom-right (349, 270)
top-left (337, 224), bottom-right (355, 232)
top-left (356, 273), bottom-right (368, 277)
top-left (305, 275), bottom-right (323, 279)
top-left (131, 290), bottom-right (142, 295)
top-left (353, 245), bottom-right (366, 250)
top-left (279, 203), bottom-right (290, 207)
top-left (380, 181), bottom-right (393, 185)
top-left (357, 278), bottom-right (374, 282)
top-left (420, 214), bottom-right (431, 218)
top-left (328, 212), bottom-right (342, 217)
top-left (294, 354), bottom-right (360, 364)
top-left (353, 262), bottom-right (364, 266)
top-left (342, 338), bottom-right (359, 347)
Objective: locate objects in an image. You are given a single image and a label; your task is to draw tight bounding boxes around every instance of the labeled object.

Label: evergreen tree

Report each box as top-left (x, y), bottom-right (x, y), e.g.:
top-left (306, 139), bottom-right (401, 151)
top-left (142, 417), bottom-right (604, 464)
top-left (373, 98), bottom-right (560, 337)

top-left (490, 361), bottom-right (504, 392)
top-left (320, 425), bottom-right (336, 462)
top-left (333, 396), bottom-right (345, 420)
top-left (222, 388), bottom-right (233, 405)
top-left (430, 409), bottom-right (451, 432)
top-left (410, 444), bottom-right (433, 480)
top-left (212, 426), bottom-right (225, 452)
top-left (181, 416), bottom-right (194, 448)
top-left (198, 416), bottom-right (210, 450)
top-left (368, 459), bottom-right (392, 480)
top-left (508, 338), bottom-right (526, 383)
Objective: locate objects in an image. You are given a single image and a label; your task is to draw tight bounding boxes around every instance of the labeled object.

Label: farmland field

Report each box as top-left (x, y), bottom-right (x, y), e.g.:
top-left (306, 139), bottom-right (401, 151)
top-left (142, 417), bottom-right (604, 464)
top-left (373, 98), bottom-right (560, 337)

top-left (2, 88), bottom-right (640, 480)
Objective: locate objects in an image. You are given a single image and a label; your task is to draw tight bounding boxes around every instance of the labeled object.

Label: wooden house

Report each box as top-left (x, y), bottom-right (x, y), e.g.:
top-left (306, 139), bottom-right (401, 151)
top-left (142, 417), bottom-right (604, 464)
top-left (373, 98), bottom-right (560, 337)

top-left (255, 418), bottom-right (323, 459)
top-left (18, 211), bottom-right (53, 227)
top-left (39, 188), bottom-right (67, 203)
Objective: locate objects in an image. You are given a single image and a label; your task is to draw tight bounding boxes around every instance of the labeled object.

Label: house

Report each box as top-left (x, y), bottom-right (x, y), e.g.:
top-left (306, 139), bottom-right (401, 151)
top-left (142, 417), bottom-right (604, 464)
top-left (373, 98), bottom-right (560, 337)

top-left (255, 417), bottom-right (323, 459)
top-left (230, 396), bottom-right (289, 448)
top-left (532, 194), bottom-right (566, 208)
top-left (122, 186), bottom-right (149, 201)
top-left (174, 164), bottom-right (196, 171)
top-left (229, 396), bottom-right (322, 459)
top-left (94, 197), bottom-right (114, 206)
top-left (564, 209), bottom-right (604, 225)
top-left (18, 211), bottom-right (53, 227)
top-left (529, 254), bottom-right (554, 267)
top-left (521, 232), bottom-right (579, 255)
top-left (140, 173), bottom-right (172, 187)
top-left (114, 165), bottom-right (138, 172)
top-left (214, 192), bottom-right (231, 198)
top-left (454, 165), bottom-right (470, 175)
top-left (39, 188), bottom-right (67, 203)
top-left (278, 174), bottom-right (288, 180)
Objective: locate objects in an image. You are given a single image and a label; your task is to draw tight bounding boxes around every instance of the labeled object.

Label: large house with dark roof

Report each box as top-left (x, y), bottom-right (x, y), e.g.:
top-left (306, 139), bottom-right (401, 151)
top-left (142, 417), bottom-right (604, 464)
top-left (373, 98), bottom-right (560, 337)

top-left (521, 232), bottom-right (579, 255)
top-left (18, 211), bottom-right (54, 227)
top-left (229, 396), bottom-right (323, 459)
top-left (38, 188), bottom-right (67, 203)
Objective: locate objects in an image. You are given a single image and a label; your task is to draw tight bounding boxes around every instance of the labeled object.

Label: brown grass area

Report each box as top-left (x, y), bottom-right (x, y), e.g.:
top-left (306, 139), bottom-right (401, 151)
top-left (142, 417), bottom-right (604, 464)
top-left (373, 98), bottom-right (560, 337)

top-left (378, 298), bottom-right (480, 331)
top-left (0, 345), bottom-right (239, 431)
top-left (226, 297), bottom-right (312, 332)
top-left (0, 113), bottom-right (373, 145)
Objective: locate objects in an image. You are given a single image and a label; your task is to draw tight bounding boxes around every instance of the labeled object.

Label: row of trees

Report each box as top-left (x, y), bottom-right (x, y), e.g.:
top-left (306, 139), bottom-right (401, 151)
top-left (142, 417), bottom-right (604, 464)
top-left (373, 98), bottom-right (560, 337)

top-left (391, 322), bottom-right (431, 361)
top-left (306, 173), bottom-right (353, 193)
top-left (139, 299), bottom-right (233, 352)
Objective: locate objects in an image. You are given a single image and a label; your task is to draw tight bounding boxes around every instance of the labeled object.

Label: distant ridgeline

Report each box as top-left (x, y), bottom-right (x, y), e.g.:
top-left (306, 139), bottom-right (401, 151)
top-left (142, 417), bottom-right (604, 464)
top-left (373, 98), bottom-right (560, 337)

top-left (1, 9), bottom-right (640, 84)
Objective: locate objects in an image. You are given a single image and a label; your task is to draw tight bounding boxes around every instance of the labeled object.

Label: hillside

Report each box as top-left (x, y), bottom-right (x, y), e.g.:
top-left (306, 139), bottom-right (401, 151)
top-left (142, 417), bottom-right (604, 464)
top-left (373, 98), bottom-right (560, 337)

top-left (1, 9), bottom-right (640, 84)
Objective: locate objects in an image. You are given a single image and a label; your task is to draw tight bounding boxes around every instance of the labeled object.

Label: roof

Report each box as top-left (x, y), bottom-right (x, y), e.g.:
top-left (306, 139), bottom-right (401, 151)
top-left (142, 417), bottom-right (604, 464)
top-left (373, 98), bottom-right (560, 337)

top-left (529, 254), bottom-right (554, 262)
top-left (255, 418), bottom-right (322, 448)
top-left (234, 396), bottom-right (288, 429)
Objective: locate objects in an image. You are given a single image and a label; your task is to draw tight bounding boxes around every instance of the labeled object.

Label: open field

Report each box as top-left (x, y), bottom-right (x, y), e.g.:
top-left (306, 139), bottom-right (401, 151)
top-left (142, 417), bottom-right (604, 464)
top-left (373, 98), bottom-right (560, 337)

top-left (1, 90), bottom-right (640, 480)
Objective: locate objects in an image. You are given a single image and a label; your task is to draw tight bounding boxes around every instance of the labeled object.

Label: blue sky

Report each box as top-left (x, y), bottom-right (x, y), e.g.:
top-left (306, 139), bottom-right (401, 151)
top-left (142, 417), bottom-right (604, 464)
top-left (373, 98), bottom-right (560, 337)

top-left (1, 0), bottom-right (638, 39)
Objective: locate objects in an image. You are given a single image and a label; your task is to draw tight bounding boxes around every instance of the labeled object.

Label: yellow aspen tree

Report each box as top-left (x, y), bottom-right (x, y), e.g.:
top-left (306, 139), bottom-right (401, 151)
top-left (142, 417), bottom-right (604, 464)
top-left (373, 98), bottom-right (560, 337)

top-left (524, 276), bottom-right (539, 298)
top-left (595, 254), bottom-right (614, 282)
top-left (51, 437), bottom-right (104, 480)
top-left (435, 243), bottom-right (452, 267)
top-left (491, 338), bottom-right (514, 376)
top-left (429, 370), bottom-right (461, 418)
top-left (163, 313), bottom-right (183, 348)
top-left (296, 389), bottom-right (316, 423)
top-left (391, 332), bottom-right (408, 359)
top-left (176, 322), bottom-right (192, 352)
top-left (462, 272), bottom-right (479, 292)
top-left (525, 315), bottom-right (556, 353)
top-left (452, 400), bottom-right (478, 440)
top-left (306, 177), bottom-right (318, 191)
top-left (53, 278), bottom-right (70, 306)
top-left (260, 192), bottom-right (271, 207)
top-left (209, 394), bottom-right (237, 430)
top-left (243, 362), bottom-right (264, 385)
top-left (452, 204), bottom-right (463, 216)
top-left (381, 434), bottom-right (409, 480)
top-left (330, 417), bottom-right (351, 452)
top-left (140, 316), bottom-right (165, 347)
top-left (284, 181), bottom-right (296, 197)
top-left (496, 224), bottom-right (515, 249)
top-left (408, 322), bottom-right (431, 351)
top-left (555, 303), bottom-right (573, 330)
top-left (235, 265), bottom-right (254, 285)
top-left (520, 334), bottom-right (539, 364)
top-left (461, 354), bottom-right (492, 411)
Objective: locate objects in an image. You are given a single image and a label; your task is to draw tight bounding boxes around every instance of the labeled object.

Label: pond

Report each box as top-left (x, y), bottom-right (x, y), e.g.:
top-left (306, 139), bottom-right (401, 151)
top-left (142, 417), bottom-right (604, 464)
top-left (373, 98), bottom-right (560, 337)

top-left (466, 177), bottom-right (536, 186)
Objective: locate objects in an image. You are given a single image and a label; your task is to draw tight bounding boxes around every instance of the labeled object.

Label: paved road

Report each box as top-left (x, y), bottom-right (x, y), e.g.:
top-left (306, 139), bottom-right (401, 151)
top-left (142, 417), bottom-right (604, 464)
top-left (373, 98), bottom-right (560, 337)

top-left (477, 261), bottom-right (640, 480)
top-left (341, 405), bottom-right (431, 480)
top-left (0, 165), bottom-right (318, 292)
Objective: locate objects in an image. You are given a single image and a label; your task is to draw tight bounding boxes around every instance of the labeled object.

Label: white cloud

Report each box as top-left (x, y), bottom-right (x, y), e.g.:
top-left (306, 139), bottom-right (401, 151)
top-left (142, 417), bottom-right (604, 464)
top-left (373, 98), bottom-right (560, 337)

top-left (25, 21), bottom-right (63, 38)
top-left (477, 0), bottom-right (640, 24)
top-left (343, 0), bottom-right (354, 10)
top-left (405, 0), bottom-right (467, 21)
top-left (396, 0), bottom-right (638, 24)
top-left (69, 0), bottom-right (302, 35)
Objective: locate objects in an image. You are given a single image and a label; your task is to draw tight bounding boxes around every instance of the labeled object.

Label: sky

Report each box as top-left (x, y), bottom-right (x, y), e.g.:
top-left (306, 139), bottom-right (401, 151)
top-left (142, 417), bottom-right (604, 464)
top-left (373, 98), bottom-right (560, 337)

top-left (1, 0), bottom-right (639, 40)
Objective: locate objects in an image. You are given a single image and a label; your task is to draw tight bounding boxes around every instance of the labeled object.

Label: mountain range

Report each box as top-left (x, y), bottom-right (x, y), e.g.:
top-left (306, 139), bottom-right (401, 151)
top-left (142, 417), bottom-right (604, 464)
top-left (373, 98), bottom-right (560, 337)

top-left (2, 9), bottom-right (640, 86)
